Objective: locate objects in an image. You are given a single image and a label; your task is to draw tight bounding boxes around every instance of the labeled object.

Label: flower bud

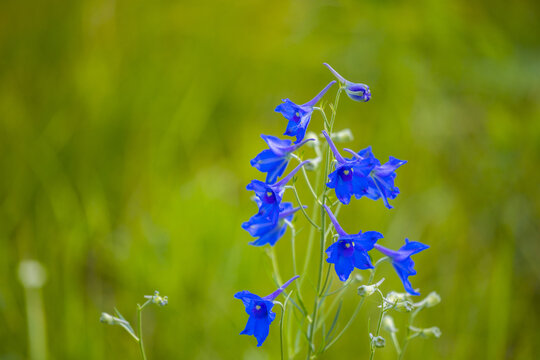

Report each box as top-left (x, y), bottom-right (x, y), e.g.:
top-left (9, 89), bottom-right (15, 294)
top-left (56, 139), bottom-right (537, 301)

top-left (357, 284), bottom-right (377, 297)
top-left (358, 278), bottom-right (384, 297)
top-left (382, 315), bottom-right (398, 333)
top-left (370, 334), bottom-right (386, 348)
top-left (305, 132), bottom-right (320, 148)
top-left (330, 129), bottom-right (354, 143)
top-left (386, 291), bottom-right (410, 304)
top-left (145, 291), bottom-right (169, 306)
top-left (394, 300), bottom-right (414, 313)
top-left (18, 260), bottom-right (47, 289)
top-left (418, 326), bottom-right (442, 339)
top-left (100, 312), bottom-right (116, 325)
top-left (423, 292), bottom-right (441, 308)
top-left (304, 157), bottom-right (320, 171)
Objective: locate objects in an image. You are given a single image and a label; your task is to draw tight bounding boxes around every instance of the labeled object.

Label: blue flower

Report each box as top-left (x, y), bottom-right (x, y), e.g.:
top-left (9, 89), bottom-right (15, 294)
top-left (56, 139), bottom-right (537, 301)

top-left (242, 202), bottom-right (305, 246)
top-left (374, 239), bottom-right (429, 295)
top-left (322, 130), bottom-right (378, 205)
top-left (235, 275), bottom-right (299, 346)
top-left (342, 147), bottom-right (407, 209)
top-left (324, 63), bottom-right (371, 102)
top-left (250, 135), bottom-right (314, 184)
top-left (246, 160), bottom-right (309, 225)
top-left (324, 205), bottom-right (383, 281)
top-left (275, 81), bottom-right (336, 143)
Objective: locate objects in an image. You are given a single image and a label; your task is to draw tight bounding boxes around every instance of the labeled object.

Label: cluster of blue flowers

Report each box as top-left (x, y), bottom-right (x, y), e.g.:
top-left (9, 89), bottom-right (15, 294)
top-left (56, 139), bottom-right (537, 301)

top-left (235, 63), bottom-right (429, 347)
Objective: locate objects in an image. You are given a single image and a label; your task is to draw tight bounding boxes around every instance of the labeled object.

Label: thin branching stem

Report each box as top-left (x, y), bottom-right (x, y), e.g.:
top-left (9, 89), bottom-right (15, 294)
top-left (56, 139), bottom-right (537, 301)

top-left (291, 185), bottom-right (321, 230)
top-left (136, 300), bottom-right (151, 360)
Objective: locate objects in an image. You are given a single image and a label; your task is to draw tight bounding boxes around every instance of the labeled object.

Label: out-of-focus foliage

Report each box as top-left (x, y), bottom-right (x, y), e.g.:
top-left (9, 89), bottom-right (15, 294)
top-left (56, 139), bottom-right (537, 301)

top-left (1, 0), bottom-right (539, 359)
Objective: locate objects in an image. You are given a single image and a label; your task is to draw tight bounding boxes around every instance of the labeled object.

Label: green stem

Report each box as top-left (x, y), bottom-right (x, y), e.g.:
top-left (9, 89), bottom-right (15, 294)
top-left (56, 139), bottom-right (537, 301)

top-left (398, 305), bottom-right (424, 360)
top-left (268, 247), bottom-right (284, 286)
top-left (322, 257), bottom-right (386, 353)
top-left (137, 300), bottom-right (151, 360)
top-left (291, 185), bottom-right (321, 230)
top-left (369, 292), bottom-right (387, 360)
top-left (391, 332), bottom-right (401, 355)
top-left (306, 89), bottom-right (343, 359)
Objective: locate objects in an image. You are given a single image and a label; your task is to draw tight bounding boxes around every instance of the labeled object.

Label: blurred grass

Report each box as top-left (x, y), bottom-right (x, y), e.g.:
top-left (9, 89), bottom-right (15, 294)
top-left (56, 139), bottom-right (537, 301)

top-left (1, 0), bottom-right (539, 359)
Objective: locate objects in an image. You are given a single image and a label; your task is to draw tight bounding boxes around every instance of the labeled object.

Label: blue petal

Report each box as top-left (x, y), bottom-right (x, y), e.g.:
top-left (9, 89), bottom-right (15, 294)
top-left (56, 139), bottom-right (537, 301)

top-left (234, 291), bottom-right (264, 314)
top-left (249, 222), bottom-right (287, 246)
top-left (399, 239), bottom-right (430, 255)
top-left (240, 314), bottom-right (257, 335)
top-left (250, 150), bottom-right (289, 184)
top-left (261, 135), bottom-right (293, 157)
top-left (334, 177), bottom-right (353, 205)
top-left (275, 99), bottom-right (304, 121)
top-left (326, 242), bottom-right (354, 281)
top-left (376, 157), bottom-right (407, 177)
top-left (251, 149), bottom-right (284, 172)
top-left (242, 214), bottom-right (275, 237)
top-left (352, 249), bottom-right (374, 270)
top-left (353, 231), bottom-right (383, 251)
top-left (253, 317), bottom-right (271, 346)
top-left (334, 253), bottom-right (354, 281)
top-left (392, 258), bottom-right (419, 296)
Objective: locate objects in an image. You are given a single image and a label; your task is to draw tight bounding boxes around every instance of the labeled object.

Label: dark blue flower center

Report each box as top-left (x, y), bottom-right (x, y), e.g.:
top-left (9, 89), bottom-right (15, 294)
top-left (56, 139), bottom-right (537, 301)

top-left (264, 190), bottom-right (276, 203)
top-left (339, 240), bottom-right (355, 257)
top-left (338, 167), bottom-right (353, 181)
top-left (252, 302), bottom-right (268, 318)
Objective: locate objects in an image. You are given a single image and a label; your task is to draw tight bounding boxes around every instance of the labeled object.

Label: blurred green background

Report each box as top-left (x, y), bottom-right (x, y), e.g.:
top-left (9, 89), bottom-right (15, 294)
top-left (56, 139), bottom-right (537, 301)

top-left (1, 0), bottom-right (539, 359)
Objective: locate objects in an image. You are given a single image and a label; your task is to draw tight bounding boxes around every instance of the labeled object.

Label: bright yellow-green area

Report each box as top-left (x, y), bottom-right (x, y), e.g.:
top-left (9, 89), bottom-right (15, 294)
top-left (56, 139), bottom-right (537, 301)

top-left (1, 0), bottom-right (539, 359)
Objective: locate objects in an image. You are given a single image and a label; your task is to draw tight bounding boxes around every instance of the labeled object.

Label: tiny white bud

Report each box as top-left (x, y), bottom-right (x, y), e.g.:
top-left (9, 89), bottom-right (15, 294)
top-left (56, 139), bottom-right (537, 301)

top-left (100, 312), bottom-right (116, 325)
top-left (419, 326), bottom-right (442, 339)
top-left (423, 292), bottom-right (441, 308)
top-left (304, 158), bottom-right (320, 171)
top-left (358, 278), bottom-right (384, 297)
top-left (331, 128), bottom-right (354, 143)
top-left (358, 284), bottom-right (377, 297)
top-left (18, 260), bottom-right (47, 289)
top-left (369, 333), bottom-right (386, 348)
top-left (394, 300), bottom-right (414, 313)
top-left (382, 315), bottom-right (398, 333)
top-left (386, 291), bottom-right (410, 304)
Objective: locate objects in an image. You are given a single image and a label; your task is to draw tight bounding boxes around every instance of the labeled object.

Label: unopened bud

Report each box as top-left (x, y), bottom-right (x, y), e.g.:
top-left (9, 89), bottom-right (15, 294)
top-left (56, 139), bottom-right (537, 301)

top-left (423, 292), bottom-right (441, 308)
top-left (418, 326), bottom-right (442, 339)
top-left (305, 132), bottom-right (320, 148)
top-left (331, 129), bottom-right (354, 143)
top-left (18, 260), bottom-right (47, 289)
top-left (394, 300), bottom-right (414, 312)
top-left (358, 278), bottom-right (384, 297)
top-left (382, 315), bottom-right (398, 333)
top-left (304, 157), bottom-right (320, 171)
top-left (386, 291), bottom-right (410, 304)
top-left (370, 334), bottom-right (386, 348)
top-left (145, 291), bottom-right (168, 306)
top-left (100, 312), bottom-right (116, 325)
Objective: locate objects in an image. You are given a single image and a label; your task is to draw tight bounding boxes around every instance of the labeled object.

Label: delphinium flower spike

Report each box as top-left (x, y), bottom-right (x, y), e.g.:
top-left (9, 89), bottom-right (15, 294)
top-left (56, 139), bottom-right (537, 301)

top-left (343, 148), bottom-right (407, 209)
top-left (323, 63), bottom-right (371, 102)
top-left (275, 81), bottom-right (336, 143)
top-left (235, 275), bottom-right (299, 346)
top-left (246, 160), bottom-right (310, 224)
top-left (374, 239), bottom-right (429, 295)
top-left (324, 205), bottom-right (383, 281)
top-left (251, 135), bottom-right (314, 184)
top-left (322, 130), bottom-right (378, 205)
top-left (242, 202), bottom-right (306, 246)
